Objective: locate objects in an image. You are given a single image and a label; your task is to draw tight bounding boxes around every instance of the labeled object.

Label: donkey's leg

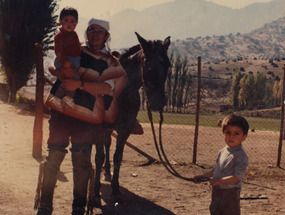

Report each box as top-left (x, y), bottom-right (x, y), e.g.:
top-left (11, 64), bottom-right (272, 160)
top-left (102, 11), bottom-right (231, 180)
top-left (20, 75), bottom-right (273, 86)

top-left (94, 141), bottom-right (105, 207)
top-left (103, 129), bottom-right (113, 181)
top-left (111, 131), bottom-right (131, 196)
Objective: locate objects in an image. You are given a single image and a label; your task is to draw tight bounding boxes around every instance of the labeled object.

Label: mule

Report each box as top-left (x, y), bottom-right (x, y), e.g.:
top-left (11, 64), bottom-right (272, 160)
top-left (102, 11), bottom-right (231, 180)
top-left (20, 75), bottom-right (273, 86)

top-left (91, 32), bottom-right (171, 208)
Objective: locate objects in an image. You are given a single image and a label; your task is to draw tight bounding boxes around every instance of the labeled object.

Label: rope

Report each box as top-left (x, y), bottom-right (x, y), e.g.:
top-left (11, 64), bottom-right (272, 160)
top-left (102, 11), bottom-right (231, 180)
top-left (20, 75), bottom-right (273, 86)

top-left (141, 64), bottom-right (209, 183)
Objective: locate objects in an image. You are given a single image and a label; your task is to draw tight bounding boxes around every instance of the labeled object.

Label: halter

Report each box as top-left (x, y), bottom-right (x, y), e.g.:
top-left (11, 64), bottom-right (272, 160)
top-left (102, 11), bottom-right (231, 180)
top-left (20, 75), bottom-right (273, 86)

top-left (140, 54), bottom-right (209, 183)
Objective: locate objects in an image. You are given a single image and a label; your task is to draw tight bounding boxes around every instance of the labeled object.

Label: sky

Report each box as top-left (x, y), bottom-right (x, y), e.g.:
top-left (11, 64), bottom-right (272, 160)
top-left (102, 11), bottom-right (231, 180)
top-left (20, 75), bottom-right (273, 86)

top-left (58, 0), bottom-right (274, 19)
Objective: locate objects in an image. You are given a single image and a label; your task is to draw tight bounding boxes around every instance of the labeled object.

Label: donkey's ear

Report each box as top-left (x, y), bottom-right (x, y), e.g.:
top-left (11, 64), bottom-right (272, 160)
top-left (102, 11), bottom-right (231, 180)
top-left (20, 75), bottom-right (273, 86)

top-left (135, 32), bottom-right (148, 50)
top-left (163, 36), bottom-right (171, 50)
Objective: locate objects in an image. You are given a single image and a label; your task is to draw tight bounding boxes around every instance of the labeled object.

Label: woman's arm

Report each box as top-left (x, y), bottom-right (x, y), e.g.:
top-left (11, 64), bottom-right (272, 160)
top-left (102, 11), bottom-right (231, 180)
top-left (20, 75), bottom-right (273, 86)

top-left (61, 79), bottom-right (81, 91)
top-left (78, 67), bottom-right (100, 82)
top-left (98, 64), bottom-right (126, 82)
top-left (83, 82), bottom-right (112, 96)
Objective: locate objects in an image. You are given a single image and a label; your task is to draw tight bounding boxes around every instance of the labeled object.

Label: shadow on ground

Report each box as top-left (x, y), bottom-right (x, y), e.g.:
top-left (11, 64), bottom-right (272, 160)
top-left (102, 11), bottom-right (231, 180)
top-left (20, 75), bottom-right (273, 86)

top-left (92, 183), bottom-right (175, 215)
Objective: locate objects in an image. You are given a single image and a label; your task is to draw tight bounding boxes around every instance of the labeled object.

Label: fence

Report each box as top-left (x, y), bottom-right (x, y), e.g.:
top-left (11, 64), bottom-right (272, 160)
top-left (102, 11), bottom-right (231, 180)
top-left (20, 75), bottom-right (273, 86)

top-left (134, 58), bottom-right (285, 172)
top-left (32, 46), bottom-right (285, 177)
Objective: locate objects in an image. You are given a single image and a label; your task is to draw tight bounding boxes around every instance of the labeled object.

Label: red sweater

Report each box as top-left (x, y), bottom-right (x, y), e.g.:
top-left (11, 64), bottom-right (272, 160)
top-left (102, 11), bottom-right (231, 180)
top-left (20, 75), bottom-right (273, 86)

top-left (54, 27), bottom-right (81, 65)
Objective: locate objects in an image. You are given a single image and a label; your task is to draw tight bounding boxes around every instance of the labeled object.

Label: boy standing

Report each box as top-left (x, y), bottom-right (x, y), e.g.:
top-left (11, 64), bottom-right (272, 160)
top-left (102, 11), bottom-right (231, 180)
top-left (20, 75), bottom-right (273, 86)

top-left (194, 114), bottom-right (249, 215)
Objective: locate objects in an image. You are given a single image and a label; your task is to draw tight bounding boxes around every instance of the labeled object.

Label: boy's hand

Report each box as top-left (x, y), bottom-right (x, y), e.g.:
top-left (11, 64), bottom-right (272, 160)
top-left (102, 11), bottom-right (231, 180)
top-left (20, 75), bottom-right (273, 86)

top-left (193, 175), bottom-right (210, 184)
top-left (63, 61), bottom-right (73, 68)
top-left (210, 178), bottom-right (222, 187)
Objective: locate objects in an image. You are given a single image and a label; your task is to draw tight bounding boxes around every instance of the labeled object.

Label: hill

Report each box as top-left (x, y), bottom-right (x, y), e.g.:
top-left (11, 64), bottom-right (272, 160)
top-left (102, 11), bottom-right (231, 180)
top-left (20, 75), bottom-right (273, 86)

top-left (170, 17), bottom-right (285, 63)
top-left (104, 0), bottom-right (285, 49)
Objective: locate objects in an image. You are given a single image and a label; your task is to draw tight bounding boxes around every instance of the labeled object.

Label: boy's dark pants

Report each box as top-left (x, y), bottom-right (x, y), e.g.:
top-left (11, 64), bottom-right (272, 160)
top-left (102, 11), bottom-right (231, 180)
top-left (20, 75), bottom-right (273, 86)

top-left (210, 187), bottom-right (241, 215)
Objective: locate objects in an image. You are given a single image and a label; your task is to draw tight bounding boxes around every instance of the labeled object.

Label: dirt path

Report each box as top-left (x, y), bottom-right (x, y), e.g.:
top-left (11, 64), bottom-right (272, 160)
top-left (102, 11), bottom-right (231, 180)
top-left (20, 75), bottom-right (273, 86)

top-left (0, 100), bottom-right (284, 214)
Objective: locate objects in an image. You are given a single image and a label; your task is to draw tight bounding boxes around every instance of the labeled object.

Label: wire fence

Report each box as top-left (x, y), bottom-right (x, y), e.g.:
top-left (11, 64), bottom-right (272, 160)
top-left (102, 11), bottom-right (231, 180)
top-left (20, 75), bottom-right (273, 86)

top-left (129, 58), bottom-right (285, 177)
top-left (131, 111), bottom-right (283, 175)
top-left (29, 47), bottom-right (284, 178)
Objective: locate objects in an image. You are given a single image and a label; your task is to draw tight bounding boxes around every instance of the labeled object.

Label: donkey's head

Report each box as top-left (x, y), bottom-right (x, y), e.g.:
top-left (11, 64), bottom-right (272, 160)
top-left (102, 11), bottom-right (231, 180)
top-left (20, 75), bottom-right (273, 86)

top-left (135, 32), bottom-right (171, 111)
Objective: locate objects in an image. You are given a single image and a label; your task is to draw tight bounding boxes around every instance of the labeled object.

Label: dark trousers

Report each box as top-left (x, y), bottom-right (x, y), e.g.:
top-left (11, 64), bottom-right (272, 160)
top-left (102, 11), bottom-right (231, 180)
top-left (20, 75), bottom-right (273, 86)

top-left (47, 110), bottom-right (98, 153)
top-left (210, 187), bottom-right (241, 215)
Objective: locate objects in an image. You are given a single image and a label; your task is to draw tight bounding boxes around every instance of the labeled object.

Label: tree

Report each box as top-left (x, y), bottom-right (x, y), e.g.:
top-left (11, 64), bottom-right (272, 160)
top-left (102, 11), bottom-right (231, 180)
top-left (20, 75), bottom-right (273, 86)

top-left (171, 54), bottom-right (181, 112)
top-left (229, 71), bottom-right (242, 109)
top-left (183, 72), bottom-right (192, 112)
top-left (253, 72), bottom-right (267, 107)
top-left (238, 74), bottom-right (254, 109)
top-left (165, 51), bottom-right (173, 112)
top-left (264, 80), bottom-right (274, 108)
top-left (176, 56), bottom-right (188, 112)
top-left (273, 80), bottom-right (280, 106)
top-left (0, 0), bottom-right (59, 102)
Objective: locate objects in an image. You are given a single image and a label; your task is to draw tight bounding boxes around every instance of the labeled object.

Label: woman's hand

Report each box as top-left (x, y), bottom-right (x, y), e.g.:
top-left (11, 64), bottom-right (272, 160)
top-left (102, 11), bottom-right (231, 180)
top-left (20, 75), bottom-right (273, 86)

top-left (83, 82), bottom-right (112, 96)
top-left (62, 79), bottom-right (81, 91)
top-left (60, 67), bottom-right (77, 79)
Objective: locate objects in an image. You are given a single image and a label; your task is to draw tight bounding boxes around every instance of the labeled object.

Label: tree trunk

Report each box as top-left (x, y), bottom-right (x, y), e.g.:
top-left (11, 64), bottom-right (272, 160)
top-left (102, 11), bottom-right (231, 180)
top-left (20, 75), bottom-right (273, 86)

top-left (8, 80), bottom-right (17, 103)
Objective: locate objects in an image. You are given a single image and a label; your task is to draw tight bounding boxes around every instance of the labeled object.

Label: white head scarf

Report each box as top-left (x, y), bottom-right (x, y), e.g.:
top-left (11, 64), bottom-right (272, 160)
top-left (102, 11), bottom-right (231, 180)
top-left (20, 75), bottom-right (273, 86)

top-left (84, 18), bottom-right (111, 52)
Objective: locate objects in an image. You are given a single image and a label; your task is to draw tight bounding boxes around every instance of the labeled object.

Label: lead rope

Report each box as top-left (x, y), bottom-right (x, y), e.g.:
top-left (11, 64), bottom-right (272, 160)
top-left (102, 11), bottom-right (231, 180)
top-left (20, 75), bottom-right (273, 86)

top-left (140, 62), bottom-right (209, 183)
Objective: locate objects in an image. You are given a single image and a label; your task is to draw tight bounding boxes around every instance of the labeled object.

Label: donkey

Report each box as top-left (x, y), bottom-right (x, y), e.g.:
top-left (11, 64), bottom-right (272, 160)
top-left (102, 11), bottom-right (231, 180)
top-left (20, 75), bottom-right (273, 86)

top-left (90, 32), bottom-right (171, 208)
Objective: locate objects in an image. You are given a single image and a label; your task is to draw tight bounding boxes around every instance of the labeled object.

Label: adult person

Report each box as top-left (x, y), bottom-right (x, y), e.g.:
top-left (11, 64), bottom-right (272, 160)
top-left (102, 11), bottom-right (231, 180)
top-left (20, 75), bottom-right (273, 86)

top-left (62, 18), bottom-right (127, 123)
top-left (36, 18), bottom-right (126, 215)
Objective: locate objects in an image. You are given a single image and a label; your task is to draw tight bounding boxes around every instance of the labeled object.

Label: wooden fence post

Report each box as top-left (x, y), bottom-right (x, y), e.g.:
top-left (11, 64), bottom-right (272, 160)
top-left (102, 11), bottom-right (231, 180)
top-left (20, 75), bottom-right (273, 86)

top-left (277, 65), bottom-right (285, 167)
top-left (193, 56), bottom-right (201, 164)
top-left (33, 43), bottom-right (44, 158)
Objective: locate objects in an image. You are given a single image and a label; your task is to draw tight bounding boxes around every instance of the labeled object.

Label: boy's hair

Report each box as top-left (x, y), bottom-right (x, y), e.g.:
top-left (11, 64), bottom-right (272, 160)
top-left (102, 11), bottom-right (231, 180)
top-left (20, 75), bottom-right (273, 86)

top-left (222, 114), bottom-right (249, 135)
top-left (60, 7), bottom-right (78, 21)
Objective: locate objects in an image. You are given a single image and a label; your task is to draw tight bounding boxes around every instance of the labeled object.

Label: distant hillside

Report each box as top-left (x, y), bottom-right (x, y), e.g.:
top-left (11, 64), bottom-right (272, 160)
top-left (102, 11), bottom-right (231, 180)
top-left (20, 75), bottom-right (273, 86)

top-left (104, 0), bottom-right (285, 49)
top-left (169, 17), bottom-right (285, 63)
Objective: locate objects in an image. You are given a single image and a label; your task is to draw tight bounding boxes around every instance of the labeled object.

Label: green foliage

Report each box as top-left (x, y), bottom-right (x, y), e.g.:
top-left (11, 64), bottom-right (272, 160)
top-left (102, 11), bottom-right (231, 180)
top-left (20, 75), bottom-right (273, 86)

top-left (238, 74), bottom-right (254, 109)
top-left (167, 54), bottom-right (192, 112)
top-left (264, 80), bottom-right (274, 107)
top-left (165, 51), bottom-right (174, 112)
top-left (229, 70), bottom-right (242, 108)
top-left (253, 72), bottom-right (267, 107)
top-left (0, 0), bottom-right (59, 102)
top-left (176, 56), bottom-right (188, 111)
top-left (171, 54), bottom-right (181, 112)
top-left (229, 70), bottom-right (281, 110)
top-left (16, 92), bottom-right (34, 105)
top-left (272, 79), bottom-right (283, 106)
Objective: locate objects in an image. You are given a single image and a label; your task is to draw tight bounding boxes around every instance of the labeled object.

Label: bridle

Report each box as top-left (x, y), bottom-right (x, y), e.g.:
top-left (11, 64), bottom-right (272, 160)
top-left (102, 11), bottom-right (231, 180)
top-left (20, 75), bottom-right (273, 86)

top-left (140, 54), bottom-right (209, 183)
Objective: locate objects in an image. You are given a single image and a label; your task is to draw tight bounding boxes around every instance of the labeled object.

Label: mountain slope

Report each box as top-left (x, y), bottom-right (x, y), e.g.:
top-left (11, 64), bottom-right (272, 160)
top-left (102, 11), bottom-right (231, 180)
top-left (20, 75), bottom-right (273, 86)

top-left (106, 0), bottom-right (285, 48)
top-left (169, 16), bottom-right (285, 62)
